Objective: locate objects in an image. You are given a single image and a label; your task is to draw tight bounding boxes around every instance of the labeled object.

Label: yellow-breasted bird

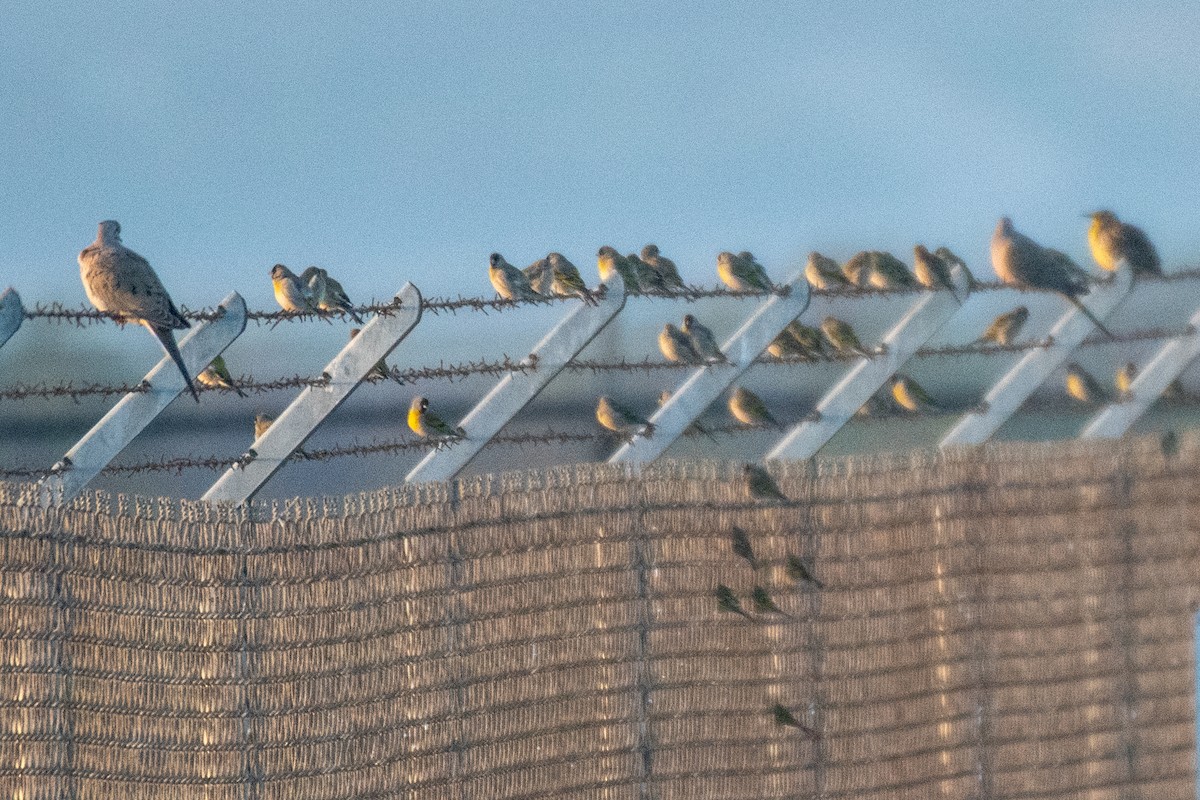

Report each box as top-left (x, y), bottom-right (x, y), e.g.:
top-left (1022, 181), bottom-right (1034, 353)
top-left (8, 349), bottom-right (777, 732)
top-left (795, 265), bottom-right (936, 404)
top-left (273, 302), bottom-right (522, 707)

top-left (301, 266), bottom-right (362, 322)
top-left (1065, 363), bottom-right (1108, 404)
top-left (888, 374), bottom-right (942, 414)
top-left (743, 463), bottom-right (787, 501)
top-left (805, 251), bottom-right (851, 290)
top-left (1087, 210), bottom-right (1161, 276)
top-left (197, 355), bottom-right (248, 397)
top-left (913, 244), bottom-right (959, 300)
top-left (547, 252), bottom-right (598, 305)
top-left (977, 306), bottom-right (1030, 346)
top-left (350, 328), bottom-right (400, 383)
top-left (596, 395), bottom-right (654, 438)
top-left (682, 314), bottom-right (727, 364)
top-left (626, 252), bottom-right (664, 291)
top-left (659, 323), bottom-right (704, 364)
top-left (991, 217), bottom-right (1114, 338)
top-left (489, 253), bottom-right (541, 301)
top-left (641, 244), bottom-right (685, 289)
top-left (717, 251), bottom-right (773, 292)
top-left (598, 246), bottom-right (641, 291)
top-left (1115, 362), bottom-right (1137, 399)
top-left (79, 221), bottom-right (199, 402)
top-left (820, 316), bottom-right (872, 358)
top-left (408, 396), bottom-right (465, 438)
top-left (767, 329), bottom-right (808, 359)
top-left (271, 263), bottom-right (315, 315)
top-left (253, 413), bottom-right (274, 439)
top-left (865, 250), bottom-right (918, 290)
top-left (729, 386), bottom-right (779, 428)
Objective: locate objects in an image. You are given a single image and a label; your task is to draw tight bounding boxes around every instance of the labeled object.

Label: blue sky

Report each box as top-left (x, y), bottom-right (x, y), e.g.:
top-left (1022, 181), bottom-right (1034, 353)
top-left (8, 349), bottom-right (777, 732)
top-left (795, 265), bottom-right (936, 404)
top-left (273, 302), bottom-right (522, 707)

top-left (3, 1), bottom-right (1200, 312)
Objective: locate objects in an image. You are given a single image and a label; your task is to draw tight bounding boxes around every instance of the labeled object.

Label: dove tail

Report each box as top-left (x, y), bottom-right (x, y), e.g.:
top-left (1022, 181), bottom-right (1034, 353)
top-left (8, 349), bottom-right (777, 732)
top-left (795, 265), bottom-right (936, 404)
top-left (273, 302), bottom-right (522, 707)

top-left (145, 322), bottom-right (199, 402)
top-left (1066, 295), bottom-right (1115, 339)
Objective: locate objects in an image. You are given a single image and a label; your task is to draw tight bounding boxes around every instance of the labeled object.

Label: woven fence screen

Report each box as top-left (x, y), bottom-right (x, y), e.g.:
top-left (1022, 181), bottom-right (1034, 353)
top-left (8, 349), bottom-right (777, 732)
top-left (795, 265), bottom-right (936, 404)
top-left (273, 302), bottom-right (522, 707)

top-left (1, 434), bottom-right (1198, 799)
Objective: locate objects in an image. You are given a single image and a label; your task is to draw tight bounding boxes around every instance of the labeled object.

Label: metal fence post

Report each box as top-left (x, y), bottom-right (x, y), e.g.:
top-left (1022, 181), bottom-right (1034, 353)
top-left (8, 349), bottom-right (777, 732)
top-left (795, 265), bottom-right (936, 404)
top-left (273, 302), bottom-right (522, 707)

top-left (36, 292), bottom-right (249, 505)
top-left (765, 267), bottom-right (971, 461)
top-left (0, 288), bottom-right (22, 352)
top-left (940, 267), bottom-right (1134, 448)
top-left (203, 284), bottom-right (422, 504)
top-left (406, 275), bottom-right (627, 483)
top-left (607, 273), bottom-right (810, 465)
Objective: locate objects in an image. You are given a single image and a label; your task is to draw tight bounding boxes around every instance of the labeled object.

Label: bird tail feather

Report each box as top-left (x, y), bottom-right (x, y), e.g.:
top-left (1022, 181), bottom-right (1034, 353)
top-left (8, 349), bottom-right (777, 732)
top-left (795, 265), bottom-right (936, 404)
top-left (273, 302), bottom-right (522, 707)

top-left (145, 322), bottom-right (200, 402)
top-left (1067, 295), bottom-right (1115, 339)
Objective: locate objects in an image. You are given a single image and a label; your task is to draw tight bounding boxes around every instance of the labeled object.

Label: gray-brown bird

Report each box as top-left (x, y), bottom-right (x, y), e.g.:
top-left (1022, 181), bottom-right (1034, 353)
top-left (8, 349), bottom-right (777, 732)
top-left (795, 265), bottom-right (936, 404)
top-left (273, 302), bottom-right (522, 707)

top-left (751, 586), bottom-right (787, 615)
top-left (522, 256), bottom-right (552, 294)
top-left (682, 314), bottom-right (727, 364)
top-left (659, 323), bottom-right (704, 364)
top-left (641, 244), bottom-right (685, 289)
top-left (717, 251), bottom-right (773, 292)
top-left (772, 704), bottom-right (817, 736)
top-left (1115, 361), bottom-right (1137, 399)
top-left (805, 251), bottom-right (851, 290)
top-left (913, 244), bottom-right (959, 301)
top-left (79, 220), bottom-right (199, 402)
top-left (253, 413), bottom-right (274, 439)
top-left (934, 247), bottom-right (978, 287)
top-left (865, 251), bottom-right (918, 290)
top-left (977, 306), bottom-right (1030, 347)
top-left (743, 463), bottom-right (787, 501)
top-left (596, 395), bottom-right (655, 438)
top-left (729, 386), bottom-right (779, 427)
top-left (547, 252), bottom-right (598, 305)
top-left (820, 316), bottom-right (872, 358)
top-left (1088, 210), bottom-right (1161, 276)
top-left (991, 217), bottom-right (1114, 338)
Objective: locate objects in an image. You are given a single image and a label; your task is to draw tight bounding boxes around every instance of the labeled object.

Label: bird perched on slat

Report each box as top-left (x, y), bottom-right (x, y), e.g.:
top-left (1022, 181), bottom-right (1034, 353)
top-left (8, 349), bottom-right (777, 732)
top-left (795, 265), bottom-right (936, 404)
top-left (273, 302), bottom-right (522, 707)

top-left (640, 244), bottom-right (685, 289)
top-left (743, 463), bottom-right (787, 501)
top-left (659, 323), bottom-right (703, 364)
top-left (991, 217), bottom-right (1114, 338)
top-left (977, 306), bottom-right (1029, 347)
top-left (1088, 210), bottom-right (1161, 276)
top-left (626, 251), bottom-right (664, 291)
top-left (865, 250), bottom-right (918, 290)
top-left (488, 253), bottom-right (541, 302)
top-left (768, 320), bottom-right (826, 360)
top-left (301, 266), bottom-right (362, 322)
top-left (408, 396), bottom-right (465, 438)
top-left (657, 390), bottom-right (716, 441)
top-left (547, 252), bottom-right (598, 305)
top-left (820, 317), bottom-right (872, 358)
top-left (913, 245), bottom-right (959, 301)
top-left (1115, 362), bottom-right (1137, 400)
top-left (888, 375), bottom-right (942, 414)
top-left (729, 386), bottom-right (779, 428)
top-left (805, 251), bottom-right (850, 290)
top-left (717, 251), bottom-right (773, 292)
top-left (523, 256), bottom-right (552, 294)
top-left (253, 413), bottom-right (274, 439)
top-left (350, 328), bottom-right (400, 383)
top-left (271, 264), bottom-right (316, 314)
top-left (79, 220), bottom-right (200, 402)
top-left (596, 395), bottom-right (654, 438)
top-left (197, 355), bottom-right (248, 397)
top-left (934, 247), bottom-right (978, 287)
top-left (1065, 363), bottom-right (1108, 404)
top-left (597, 246), bottom-right (641, 291)
top-left (682, 314), bottom-right (727, 364)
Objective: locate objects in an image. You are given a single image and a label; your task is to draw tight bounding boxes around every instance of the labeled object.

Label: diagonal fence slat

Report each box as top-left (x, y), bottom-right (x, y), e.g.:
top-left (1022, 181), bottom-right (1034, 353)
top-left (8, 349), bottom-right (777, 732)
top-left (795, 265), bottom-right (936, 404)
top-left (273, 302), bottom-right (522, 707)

top-left (406, 275), bottom-right (627, 484)
top-left (203, 283), bottom-right (423, 504)
top-left (0, 288), bottom-right (22, 353)
top-left (36, 292), bottom-right (248, 506)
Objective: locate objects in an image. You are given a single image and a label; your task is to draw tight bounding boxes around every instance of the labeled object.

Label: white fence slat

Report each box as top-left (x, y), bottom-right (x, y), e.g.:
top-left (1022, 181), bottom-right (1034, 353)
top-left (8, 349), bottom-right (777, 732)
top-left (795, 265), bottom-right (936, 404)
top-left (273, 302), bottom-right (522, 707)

top-left (0, 288), bottom-right (22, 352)
top-left (203, 284), bottom-right (422, 504)
top-left (406, 276), bottom-right (627, 484)
top-left (607, 272), bottom-right (811, 465)
top-left (38, 292), bottom-right (249, 506)
top-left (940, 266), bottom-right (1133, 447)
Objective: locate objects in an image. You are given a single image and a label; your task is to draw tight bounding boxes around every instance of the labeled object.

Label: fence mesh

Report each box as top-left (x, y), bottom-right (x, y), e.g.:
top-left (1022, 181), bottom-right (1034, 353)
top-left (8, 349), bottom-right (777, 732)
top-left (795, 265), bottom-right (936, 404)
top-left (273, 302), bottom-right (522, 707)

top-left (1, 433), bottom-right (1198, 799)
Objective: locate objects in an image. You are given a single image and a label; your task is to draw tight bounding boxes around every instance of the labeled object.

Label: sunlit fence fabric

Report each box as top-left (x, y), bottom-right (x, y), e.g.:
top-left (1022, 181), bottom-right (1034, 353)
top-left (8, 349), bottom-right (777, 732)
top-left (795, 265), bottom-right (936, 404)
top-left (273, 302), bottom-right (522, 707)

top-left (1, 434), bottom-right (1197, 799)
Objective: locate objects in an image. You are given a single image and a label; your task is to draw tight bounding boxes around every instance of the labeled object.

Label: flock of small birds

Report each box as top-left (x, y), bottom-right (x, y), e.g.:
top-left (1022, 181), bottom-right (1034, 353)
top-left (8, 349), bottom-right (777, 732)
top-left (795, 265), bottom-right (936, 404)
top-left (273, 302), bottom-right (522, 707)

top-left (75, 210), bottom-right (1164, 456)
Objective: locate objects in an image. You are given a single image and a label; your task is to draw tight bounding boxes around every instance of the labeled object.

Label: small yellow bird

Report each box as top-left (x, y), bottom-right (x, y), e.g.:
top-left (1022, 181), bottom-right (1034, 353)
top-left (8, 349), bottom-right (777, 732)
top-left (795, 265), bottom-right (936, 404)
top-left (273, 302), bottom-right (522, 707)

top-left (1114, 362), bottom-right (1137, 399)
top-left (1065, 363), bottom-right (1108, 404)
top-left (547, 252), bottom-right (598, 305)
top-left (743, 463), bottom-right (787, 501)
top-left (408, 396), bottom-right (465, 438)
top-left (596, 395), bottom-right (654, 438)
top-left (489, 253), bottom-right (541, 301)
top-left (888, 374), bottom-right (941, 414)
top-left (658, 323), bottom-right (703, 364)
top-left (597, 246), bottom-right (641, 291)
top-left (1087, 210), bottom-right (1161, 275)
top-left (717, 251), bottom-right (773, 292)
top-left (253, 413), bottom-right (274, 439)
top-left (197, 355), bottom-right (248, 397)
top-left (977, 306), bottom-right (1030, 346)
top-left (681, 314), bottom-right (728, 364)
top-left (626, 252), bottom-right (664, 291)
top-left (820, 316), bottom-right (872, 358)
top-left (913, 244), bottom-right (958, 300)
top-left (641, 244), bottom-right (685, 289)
top-left (349, 328), bottom-right (400, 383)
top-left (301, 266), bottom-right (363, 322)
top-left (728, 386), bottom-right (779, 427)
top-left (271, 264), bottom-right (315, 313)
top-left (865, 251), bottom-right (918, 290)
top-left (805, 251), bottom-right (851, 290)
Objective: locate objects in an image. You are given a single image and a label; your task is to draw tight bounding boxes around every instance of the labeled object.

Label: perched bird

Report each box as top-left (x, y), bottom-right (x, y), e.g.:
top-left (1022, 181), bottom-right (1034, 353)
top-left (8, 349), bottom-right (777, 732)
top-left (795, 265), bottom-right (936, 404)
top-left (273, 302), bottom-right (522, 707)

top-left (522, 256), bottom-right (552, 294)
top-left (717, 251), bottom-right (773, 292)
top-left (715, 584), bottom-right (753, 619)
top-left (79, 220), bottom-right (200, 402)
top-left (597, 246), bottom-right (640, 291)
top-left (934, 247), bottom-right (978, 287)
top-left (772, 704), bottom-right (817, 736)
top-left (1115, 361), bottom-right (1137, 399)
top-left (1087, 210), bottom-right (1161, 276)
top-left (889, 374), bottom-right (942, 414)
top-left (408, 396), bottom-right (464, 438)
top-left (197, 355), bottom-right (248, 397)
top-left (743, 463), bottom-right (787, 501)
top-left (820, 317), bottom-right (872, 358)
top-left (977, 306), bottom-right (1030, 347)
top-left (627, 252), bottom-right (665, 291)
top-left (253, 413), bottom-right (274, 439)
top-left (783, 320), bottom-right (827, 358)
top-left (658, 323), bottom-right (704, 364)
top-left (1065, 363), bottom-right (1108, 404)
top-left (729, 386), bottom-right (779, 427)
top-left (751, 586), bottom-right (787, 615)
top-left (596, 395), bottom-right (654, 438)
top-left (991, 217), bottom-right (1114, 337)
top-left (547, 252), bottom-right (598, 305)
top-left (640, 244), bottom-right (685, 289)
top-left (681, 314), bottom-right (727, 364)
top-left (350, 328), bottom-right (399, 383)
top-left (865, 251), bottom-right (918, 290)
top-left (729, 526), bottom-right (756, 568)
top-left (805, 251), bottom-right (851, 290)
top-left (657, 390), bottom-right (717, 441)
top-left (913, 244), bottom-right (958, 300)
top-left (300, 266), bottom-right (363, 322)
top-left (840, 251), bottom-right (871, 287)
top-left (488, 253), bottom-right (541, 301)
top-left (854, 392), bottom-right (896, 419)
top-left (271, 264), bottom-right (315, 314)
top-left (786, 554), bottom-right (824, 588)
top-left (767, 329), bottom-right (809, 359)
